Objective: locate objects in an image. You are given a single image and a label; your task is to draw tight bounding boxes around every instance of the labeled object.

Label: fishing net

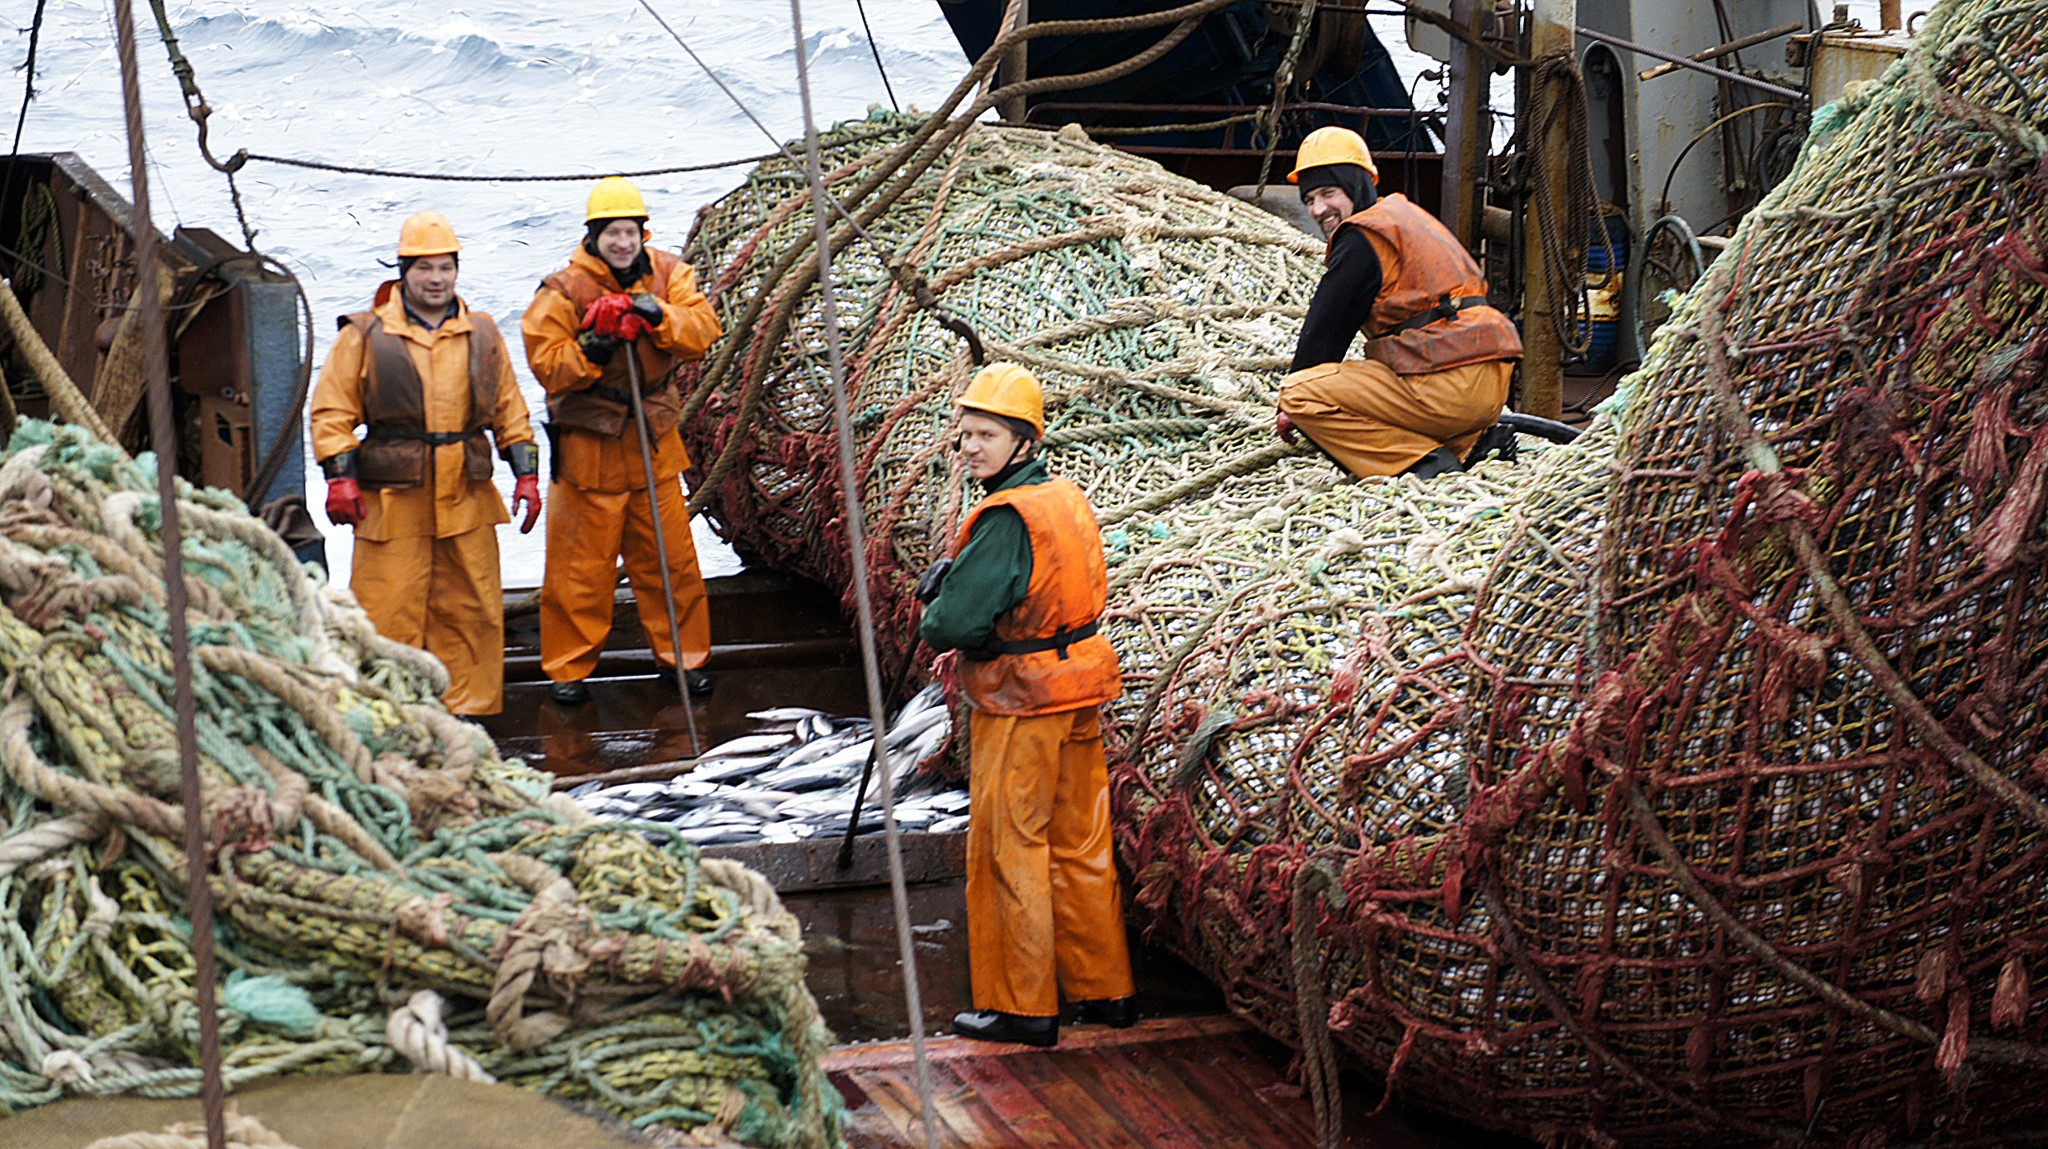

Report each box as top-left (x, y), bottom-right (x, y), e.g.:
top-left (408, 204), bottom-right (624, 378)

top-left (1118, 0), bottom-right (2048, 1140)
top-left (682, 0), bottom-right (2048, 1140)
top-left (680, 111), bottom-right (1328, 689)
top-left (0, 422), bottom-right (838, 1149)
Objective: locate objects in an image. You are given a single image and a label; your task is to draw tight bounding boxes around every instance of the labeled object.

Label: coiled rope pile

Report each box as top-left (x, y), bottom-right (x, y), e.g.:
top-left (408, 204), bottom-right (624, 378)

top-left (0, 422), bottom-right (837, 1148)
top-left (684, 0), bottom-right (2048, 1141)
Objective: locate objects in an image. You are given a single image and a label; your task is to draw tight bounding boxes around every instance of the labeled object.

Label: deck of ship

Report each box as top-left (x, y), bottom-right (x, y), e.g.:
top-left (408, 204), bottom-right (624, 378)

top-left (826, 1016), bottom-right (1492, 1149)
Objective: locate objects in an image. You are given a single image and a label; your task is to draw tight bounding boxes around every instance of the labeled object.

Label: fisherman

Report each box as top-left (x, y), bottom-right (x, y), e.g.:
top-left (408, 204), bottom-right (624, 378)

top-left (1276, 125), bottom-right (1523, 478)
top-left (917, 363), bottom-right (1134, 1048)
top-left (311, 210), bottom-right (538, 717)
top-left (522, 176), bottom-right (723, 706)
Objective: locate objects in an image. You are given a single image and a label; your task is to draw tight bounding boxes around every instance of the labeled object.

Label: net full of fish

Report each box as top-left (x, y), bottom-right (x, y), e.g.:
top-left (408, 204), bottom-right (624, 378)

top-left (0, 423), bottom-right (839, 1148)
top-left (679, 3), bottom-right (2048, 1141)
top-left (570, 685), bottom-right (968, 843)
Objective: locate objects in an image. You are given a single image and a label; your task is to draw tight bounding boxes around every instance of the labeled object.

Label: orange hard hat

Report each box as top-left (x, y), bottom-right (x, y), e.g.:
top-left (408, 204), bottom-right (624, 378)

top-left (1287, 126), bottom-right (1379, 184)
top-left (397, 211), bottom-right (462, 257)
top-left (958, 362), bottom-right (1045, 437)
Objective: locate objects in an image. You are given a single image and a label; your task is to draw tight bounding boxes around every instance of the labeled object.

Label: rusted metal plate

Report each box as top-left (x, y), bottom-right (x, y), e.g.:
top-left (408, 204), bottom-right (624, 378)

top-left (702, 830), bottom-right (966, 892)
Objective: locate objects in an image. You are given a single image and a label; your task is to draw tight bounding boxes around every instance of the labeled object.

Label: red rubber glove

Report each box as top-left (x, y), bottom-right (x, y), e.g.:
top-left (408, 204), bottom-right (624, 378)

top-left (325, 477), bottom-right (365, 526)
top-left (582, 293), bottom-right (637, 339)
top-left (613, 311), bottom-right (652, 342)
top-left (511, 474), bottom-right (542, 534)
top-left (1275, 410), bottom-right (1298, 445)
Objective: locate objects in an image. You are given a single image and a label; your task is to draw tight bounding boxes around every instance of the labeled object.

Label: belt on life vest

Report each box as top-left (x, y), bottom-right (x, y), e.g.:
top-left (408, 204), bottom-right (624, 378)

top-left (1388, 293), bottom-right (1493, 335)
top-left (588, 379), bottom-right (667, 406)
top-left (990, 620), bottom-right (1100, 660)
top-left (365, 428), bottom-right (486, 447)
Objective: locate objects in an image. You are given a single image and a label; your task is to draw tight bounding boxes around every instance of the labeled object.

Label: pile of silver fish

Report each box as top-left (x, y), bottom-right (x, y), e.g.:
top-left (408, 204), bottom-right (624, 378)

top-left (567, 684), bottom-right (966, 845)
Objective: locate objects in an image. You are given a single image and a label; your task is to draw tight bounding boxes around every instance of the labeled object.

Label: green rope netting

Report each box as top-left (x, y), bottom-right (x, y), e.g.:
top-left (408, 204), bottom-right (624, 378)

top-left (684, 0), bottom-right (2048, 1140)
top-left (0, 422), bottom-right (839, 1148)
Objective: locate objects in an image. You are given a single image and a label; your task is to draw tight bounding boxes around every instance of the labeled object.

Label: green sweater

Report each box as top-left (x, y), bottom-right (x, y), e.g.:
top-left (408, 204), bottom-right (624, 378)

top-left (918, 459), bottom-right (1047, 653)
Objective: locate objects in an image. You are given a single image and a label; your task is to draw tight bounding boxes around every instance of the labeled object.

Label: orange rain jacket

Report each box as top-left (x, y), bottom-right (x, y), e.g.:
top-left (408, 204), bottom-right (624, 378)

top-left (521, 244), bottom-right (722, 682)
top-left (311, 283), bottom-right (533, 541)
top-left (309, 283), bottom-right (533, 714)
top-left (953, 477), bottom-right (1122, 716)
top-left (1333, 193), bottom-right (1523, 374)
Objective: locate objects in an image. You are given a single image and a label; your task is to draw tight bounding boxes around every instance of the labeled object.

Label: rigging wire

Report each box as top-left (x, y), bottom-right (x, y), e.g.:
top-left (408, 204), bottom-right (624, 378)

top-left (853, 0), bottom-right (900, 113)
top-left (112, 5), bottom-right (226, 1149)
top-left (2, 0), bottom-right (51, 295)
top-left (786, 6), bottom-right (940, 1149)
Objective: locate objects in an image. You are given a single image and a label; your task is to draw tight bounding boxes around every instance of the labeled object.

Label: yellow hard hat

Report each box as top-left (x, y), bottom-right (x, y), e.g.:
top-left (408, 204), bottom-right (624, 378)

top-left (958, 363), bottom-right (1044, 437)
top-left (396, 211), bottom-right (461, 257)
top-left (586, 176), bottom-right (649, 222)
top-left (1287, 126), bottom-right (1379, 184)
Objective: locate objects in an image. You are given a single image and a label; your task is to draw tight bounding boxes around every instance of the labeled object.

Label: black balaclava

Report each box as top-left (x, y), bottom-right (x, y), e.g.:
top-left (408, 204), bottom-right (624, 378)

top-left (584, 218), bottom-right (653, 288)
top-left (1296, 163), bottom-right (1379, 216)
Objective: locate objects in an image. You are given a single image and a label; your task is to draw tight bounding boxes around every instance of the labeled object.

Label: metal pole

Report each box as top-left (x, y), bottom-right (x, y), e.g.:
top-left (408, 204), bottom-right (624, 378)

top-left (622, 349), bottom-right (703, 758)
top-left (1000, 0), bottom-right (1031, 123)
top-left (1438, 0), bottom-right (1488, 252)
top-left (1636, 21), bottom-right (1804, 83)
top-left (112, 3), bottom-right (224, 1148)
top-left (1521, 0), bottom-right (1575, 421)
top-left (1574, 25), bottom-right (1809, 102)
top-left (791, 4), bottom-right (939, 1147)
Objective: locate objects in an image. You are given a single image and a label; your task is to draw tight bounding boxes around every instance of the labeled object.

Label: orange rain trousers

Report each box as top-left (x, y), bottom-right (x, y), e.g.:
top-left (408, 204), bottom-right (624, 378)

top-left (966, 706), bottom-right (1134, 1017)
top-left (1278, 357), bottom-right (1513, 477)
top-left (539, 477), bottom-right (709, 683)
top-left (351, 524), bottom-right (504, 715)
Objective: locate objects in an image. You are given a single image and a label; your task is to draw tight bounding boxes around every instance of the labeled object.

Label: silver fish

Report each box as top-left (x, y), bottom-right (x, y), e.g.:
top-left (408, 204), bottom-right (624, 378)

top-left (930, 814), bottom-right (971, 835)
top-left (696, 732), bottom-right (796, 760)
top-left (884, 704), bottom-right (949, 751)
top-left (776, 729), bottom-right (863, 770)
top-left (746, 707), bottom-right (829, 723)
top-left (804, 713), bottom-right (834, 740)
top-left (756, 761), bottom-right (857, 792)
top-left (693, 754), bottom-right (784, 783)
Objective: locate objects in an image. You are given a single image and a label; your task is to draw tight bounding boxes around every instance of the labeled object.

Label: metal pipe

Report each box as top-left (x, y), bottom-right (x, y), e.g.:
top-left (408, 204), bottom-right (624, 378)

top-left (1000, 0), bottom-right (1030, 125)
top-left (622, 347), bottom-right (704, 759)
top-left (1439, 0), bottom-right (1488, 252)
top-left (1521, 0), bottom-right (1575, 421)
top-left (113, 2), bottom-right (225, 1148)
top-left (1636, 21), bottom-right (1804, 82)
top-left (1575, 25), bottom-right (1809, 102)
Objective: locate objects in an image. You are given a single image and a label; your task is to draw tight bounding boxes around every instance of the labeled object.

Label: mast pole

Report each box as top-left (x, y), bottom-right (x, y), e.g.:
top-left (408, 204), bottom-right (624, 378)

top-left (1521, 0), bottom-right (1576, 421)
top-left (1439, 0), bottom-right (1489, 252)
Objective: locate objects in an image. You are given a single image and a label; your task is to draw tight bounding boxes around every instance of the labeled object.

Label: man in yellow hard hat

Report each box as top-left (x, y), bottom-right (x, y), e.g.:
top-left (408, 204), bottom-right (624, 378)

top-left (521, 177), bottom-right (722, 706)
top-left (917, 363), bottom-right (1134, 1048)
top-left (1277, 126), bottom-right (1522, 478)
top-left (310, 210), bottom-right (539, 715)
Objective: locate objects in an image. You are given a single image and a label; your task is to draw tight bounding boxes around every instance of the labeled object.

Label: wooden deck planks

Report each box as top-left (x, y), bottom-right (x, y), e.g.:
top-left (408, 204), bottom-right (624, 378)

top-left (827, 1016), bottom-right (1332, 1149)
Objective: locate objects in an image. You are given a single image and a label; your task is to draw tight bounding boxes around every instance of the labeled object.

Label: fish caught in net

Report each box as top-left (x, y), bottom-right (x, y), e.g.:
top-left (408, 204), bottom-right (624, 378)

top-left (681, 0), bottom-right (2048, 1141)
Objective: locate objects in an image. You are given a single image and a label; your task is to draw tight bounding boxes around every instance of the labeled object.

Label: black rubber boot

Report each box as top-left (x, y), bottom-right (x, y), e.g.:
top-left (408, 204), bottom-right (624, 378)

top-left (549, 680), bottom-right (590, 706)
top-left (1072, 997), bottom-right (1138, 1028)
top-left (1402, 445), bottom-right (1463, 479)
top-left (952, 1010), bottom-right (1058, 1047)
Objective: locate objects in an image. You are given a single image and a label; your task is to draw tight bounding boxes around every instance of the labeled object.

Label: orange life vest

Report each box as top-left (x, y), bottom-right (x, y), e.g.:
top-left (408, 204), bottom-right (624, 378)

top-left (953, 477), bottom-right (1122, 717)
top-left (1334, 193), bottom-right (1523, 375)
top-left (541, 249), bottom-right (685, 440)
top-left (338, 292), bottom-right (502, 489)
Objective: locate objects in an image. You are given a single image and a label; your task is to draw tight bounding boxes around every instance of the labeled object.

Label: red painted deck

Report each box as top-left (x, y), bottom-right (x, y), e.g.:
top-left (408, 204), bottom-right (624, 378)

top-left (824, 1016), bottom-right (1519, 1149)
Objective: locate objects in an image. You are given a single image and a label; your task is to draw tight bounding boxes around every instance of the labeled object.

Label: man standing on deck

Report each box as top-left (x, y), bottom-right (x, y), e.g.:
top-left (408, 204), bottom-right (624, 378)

top-left (1277, 126), bottom-right (1523, 478)
top-left (918, 363), bottom-right (1134, 1048)
top-left (312, 211), bottom-right (539, 717)
top-left (522, 177), bottom-right (723, 707)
